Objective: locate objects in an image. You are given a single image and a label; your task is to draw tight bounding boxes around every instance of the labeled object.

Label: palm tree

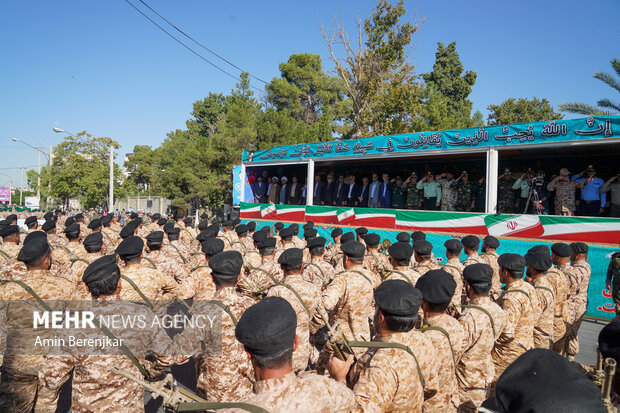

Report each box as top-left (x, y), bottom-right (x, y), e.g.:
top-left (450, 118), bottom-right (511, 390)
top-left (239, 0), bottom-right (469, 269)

top-left (559, 57), bottom-right (620, 116)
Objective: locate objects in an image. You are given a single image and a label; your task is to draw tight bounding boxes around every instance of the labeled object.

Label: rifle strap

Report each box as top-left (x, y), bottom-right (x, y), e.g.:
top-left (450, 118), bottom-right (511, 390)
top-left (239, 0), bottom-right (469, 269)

top-left (248, 266), bottom-right (278, 285)
top-left (0, 278), bottom-right (52, 311)
top-left (421, 324), bottom-right (456, 365)
top-left (71, 258), bottom-right (91, 267)
top-left (275, 282), bottom-right (312, 318)
top-left (120, 274), bottom-right (154, 310)
top-left (169, 244), bottom-right (187, 264)
top-left (0, 249), bottom-right (11, 260)
top-left (190, 265), bottom-right (209, 273)
top-left (231, 241), bottom-right (247, 253)
top-left (534, 285), bottom-right (554, 296)
top-left (442, 263), bottom-right (462, 272)
top-left (142, 256), bottom-right (158, 270)
top-left (503, 288), bottom-right (530, 299)
top-left (182, 228), bottom-right (195, 241)
top-left (208, 299), bottom-right (238, 326)
top-left (176, 402), bottom-right (270, 413)
top-left (387, 270), bottom-right (413, 285)
top-left (304, 262), bottom-right (326, 281)
top-left (346, 340), bottom-right (425, 388)
top-left (336, 269), bottom-right (373, 287)
top-left (461, 304), bottom-right (496, 337)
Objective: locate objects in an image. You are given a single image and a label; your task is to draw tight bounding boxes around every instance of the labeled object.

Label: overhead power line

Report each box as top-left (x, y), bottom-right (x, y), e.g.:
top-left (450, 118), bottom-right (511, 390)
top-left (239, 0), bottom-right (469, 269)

top-left (124, 0), bottom-right (264, 93)
top-left (137, 0), bottom-right (269, 85)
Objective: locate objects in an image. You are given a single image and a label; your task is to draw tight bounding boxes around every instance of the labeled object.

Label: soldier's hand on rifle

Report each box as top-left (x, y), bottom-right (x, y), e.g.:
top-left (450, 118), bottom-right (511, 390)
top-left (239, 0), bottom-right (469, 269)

top-left (606, 283), bottom-right (612, 291)
top-left (328, 353), bottom-right (355, 383)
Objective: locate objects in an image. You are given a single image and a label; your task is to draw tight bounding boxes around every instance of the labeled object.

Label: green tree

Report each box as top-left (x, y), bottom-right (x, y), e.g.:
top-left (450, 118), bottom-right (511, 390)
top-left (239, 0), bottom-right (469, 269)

top-left (124, 145), bottom-right (161, 193)
top-left (487, 97), bottom-right (563, 125)
top-left (421, 41), bottom-right (477, 129)
top-left (322, 0), bottom-right (425, 137)
top-left (559, 57), bottom-right (620, 116)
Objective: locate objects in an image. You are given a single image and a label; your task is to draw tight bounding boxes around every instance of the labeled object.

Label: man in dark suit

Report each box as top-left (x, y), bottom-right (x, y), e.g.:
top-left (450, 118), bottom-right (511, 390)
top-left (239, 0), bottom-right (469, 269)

top-left (279, 177), bottom-right (289, 205)
top-left (335, 175), bottom-right (348, 206)
top-left (346, 175), bottom-right (361, 207)
top-left (378, 172), bottom-right (393, 208)
top-left (288, 176), bottom-right (302, 205)
top-left (323, 174), bottom-right (337, 206)
top-left (357, 176), bottom-right (370, 207)
top-left (253, 176), bottom-right (268, 203)
top-left (312, 175), bottom-right (325, 206)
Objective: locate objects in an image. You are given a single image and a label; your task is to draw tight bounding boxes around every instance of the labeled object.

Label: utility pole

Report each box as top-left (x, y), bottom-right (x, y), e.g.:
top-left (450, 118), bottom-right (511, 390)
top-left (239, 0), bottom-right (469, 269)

top-left (48, 145), bottom-right (53, 207)
top-left (37, 146), bottom-right (41, 203)
top-left (109, 144), bottom-right (114, 213)
top-left (19, 167), bottom-right (25, 205)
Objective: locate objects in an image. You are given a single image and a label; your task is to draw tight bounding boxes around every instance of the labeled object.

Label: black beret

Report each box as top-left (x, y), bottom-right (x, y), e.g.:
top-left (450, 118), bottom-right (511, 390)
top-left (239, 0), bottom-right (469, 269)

top-left (307, 237), bottom-right (326, 249)
top-left (65, 217), bottom-right (75, 226)
top-left (116, 236), bottom-right (144, 260)
top-left (130, 218), bottom-right (142, 227)
top-left (416, 269), bottom-right (456, 304)
top-left (528, 245), bottom-right (550, 255)
top-left (411, 231), bottom-right (426, 242)
top-left (303, 228), bottom-right (317, 239)
top-left (444, 239), bottom-right (463, 254)
top-left (0, 220), bottom-right (6, 228)
top-left (42, 221), bottom-right (56, 232)
top-left (101, 215), bottom-right (113, 225)
top-left (175, 212), bottom-right (185, 219)
top-left (222, 220), bottom-right (233, 227)
top-left (146, 231), bottom-right (164, 245)
top-left (82, 254), bottom-right (119, 284)
top-left (6, 214), bottom-right (17, 223)
top-left (24, 231), bottom-right (47, 244)
top-left (198, 220), bottom-right (208, 231)
top-left (413, 240), bottom-right (433, 256)
top-left (461, 235), bottom-right (480, 249)
top-left (396, 232), bottom-right (410, 243)
top-left (184, 217), bottom-right (193, 226)
top-left (365, 233), bottom-right (380, 247)
top-left (247, 221), bottom-right (256, 231)
top-left (83, 232), bottom-right (103, 249)
top-left (252, 230), bottom-right (268, 243)
top-left (130, 212), bottom-right (139, 219)
top-left (278, 248), bottom-right (303, 267)
top-left (166, 227), bottom-right (181, 236)
top-left (258, 237), bottom-right (277, 252)
top-left (570, 242), bottom-right (588, 254)
top-left (355, 227), bottom-right (368, 236)
top-left (119, 224), bottom-right (135, 239)
top-left (498, 253), bottom-right (526, 272)
top-left (0, 225), bottom-right (20, 237)
top-left (87, 218), bottom-right (102, 230)
top-left (341, 240), bottom-right (365, 259)
top-left (17, 238), bottom-right (50, 264)
top-left (202, 238), bottom-right (225, 256)
top-left (43, 212), bottom-right (54, 220)
top-left (199, 213), bottom-right (208, 219)
top-left (551, 243), bottom-right (572, 258)
top-left (302, 222), bottom-right (313, 230)
top-left (209, 251), bottom-right (243, 277)
top-left (274, 222), bottom-right (284, 230)
top-left (25, 216), bottom-right (37, 225)
top-left (157, 218), bottom-right (167, 226)
top-left (64, 223), bottom-right (81, 234)
top-left (279, 227), bottom-right (294, 240)
top-left (235, 224), bottom-right (249, 235)
top-left (463, 263), bottom-right (493, 285)
top-left (374, 280), bottom-right (422, 317)
top-left (340, 232), bottom-right (355, 244)
top-left (388, 242), bottom-right (413, 260)
top-left (152, 213), bottom-right (161, 220)
top-left (195, 230), bottom-right (210, 244)
top-left (74, 213), bottom-right (84, 220)
top-left (235, 296), bottom-right (297, 357)
top-left (483, 235), bottom-right (500, 249)
top-left (233, 218), bottom-right (241, 226)
top-left (331, 228), bottom-right (343, 238)
top-left (598, 318), bottom-right (620, 368)
top-left (496, 349), bottom-right (607, 413)
top-left (524, 251), bottom-right (552, 272)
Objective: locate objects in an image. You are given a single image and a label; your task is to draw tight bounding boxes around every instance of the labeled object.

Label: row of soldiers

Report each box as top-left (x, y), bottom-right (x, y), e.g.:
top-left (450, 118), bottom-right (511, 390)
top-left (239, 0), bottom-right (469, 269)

top-left (0, 210), bottom-right (617, 412)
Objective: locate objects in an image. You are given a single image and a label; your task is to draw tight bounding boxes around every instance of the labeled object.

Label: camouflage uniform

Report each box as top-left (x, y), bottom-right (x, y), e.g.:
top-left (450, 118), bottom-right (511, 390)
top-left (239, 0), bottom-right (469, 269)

top-left (292, 236), bottom-right (305, 250)
top-left (457, 297), bottom-right (508, 412)
top-left (442, 258), bottom-right (465, 309)
top-left (302, 257), bottom-right (335, 290)
top-left (323, 242), bottom-right (340, 265)
top-left (0, 242), bottom-right (21, 265)
top-left (180, 226), bottom-right (196, 246)
top-left (267, 273), bottom-right (321, 372)
top-left (391, 183), bottom-right (407, 209)
top-left (439, 178), bottom-right (458, 211)
top-left (565, 260), bottom-right (591, 356)
top-left (69, 251), bottom-right (105, 298)
top-left (349, 332), bottom-right (424, 412)
top-left (119, 262), bottom-right (178, 302)
top-left (243, 250), bottom-right (262, 271)
top-left (547, 179), bottom-right (583, 215)
top-left (101, 227), bottom-right (120, 252)
top-left (530, 276), bottom-right (555, 349)
top-left (415, 260), bottom-right (441, 277)
top-left (462, 253), bottom-right (486, 267)
top-left (547, 265), bottom-right (571, 353)
top-left (78, 222), bottom-right (89, 237)
top-left (606, 251), bottom-right (620, 312)
top-left (384, 266), bottom-right (422, 286)
top-left (406, 181), bottom-right (422, 209)
top-left (493, 279), bottom-right (535, 381)
top-left (481, 252), bottom-right (501, 300)
top-left (497, 177), bottom-right (517, 213)
top-left (177, 266), bottom-right (216, 300)
top-left (174, 287), bottom-right (255, 402)
top-left (405, 328), bottom-right (440, 403)
top-left (219, 231), bottom-right (238, 251)
top-left (147, 248), bottom-right (188, 283)
top-left (238, 259), bottom-right (283, 298)
top-left (221, 371), bottom-right (357, 413)
top-left (0, 269), bottom-right (78, 412)
top-left (422, 313), bottom-right (466, 412)
top-left (455, 181), bottom-right (474, 212)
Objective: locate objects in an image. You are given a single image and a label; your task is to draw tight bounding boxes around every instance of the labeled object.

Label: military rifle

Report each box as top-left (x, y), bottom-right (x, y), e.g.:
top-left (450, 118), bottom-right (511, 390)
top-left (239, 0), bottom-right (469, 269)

top-left (314, 306), bottom-right (353, 361)
top-left (601, 357), bottom-right (617, 410)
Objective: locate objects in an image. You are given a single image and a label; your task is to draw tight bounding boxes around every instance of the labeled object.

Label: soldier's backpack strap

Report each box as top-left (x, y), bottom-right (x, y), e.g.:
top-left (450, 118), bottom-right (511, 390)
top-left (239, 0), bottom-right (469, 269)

top-left (120, 274), bottom-right (154, 310)
top-left (387, 270), bottom-right (413, 285)
top-left (176, 402), bottom-right (269, 413)
top-left (70, 258), bottom-right (91, 269)
top-left (181, 228), bottom-right (195, 241)
top-left (58, 245), bottom-right (79, 261)
top-left (336, 269), bottom-right (373, 287)
top-left (0, 278), bottom-right (52, 312)
top-left (247, 266), bottom-right (278, 285)
top-left (347, 340), bottom-right (425, 388)
top-left (442, 263), bottom-right (462, 272)
top-left (503, 288), bottom-right (530, 299)
top-left (142, 256), bottom-right (158, 270)
top-left (461, 304), bottom-right (496, 337)
top-left (304, 262), bottom-right (326, 282)
top-left (421, 324), bottom-right (456, 366)
top-left (534, 285), bottom-right (554, 296)
top-left (169, 243), bottom-right (188, 264)
top-left (207, 299), bottom-right (238, 326)
top-left (0, 249), bottom-right (11, 260)
top-left (190, 265), bottom-right (209, 273)
top-left (231, 241), bottom-right (247, 253)
top-left (275, 282), bottom-right (312, 318)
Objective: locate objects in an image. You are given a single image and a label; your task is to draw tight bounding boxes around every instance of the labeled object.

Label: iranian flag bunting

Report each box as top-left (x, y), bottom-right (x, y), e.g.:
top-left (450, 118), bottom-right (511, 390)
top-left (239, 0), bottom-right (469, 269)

top-left (337, 208), bottom-right (356, 224)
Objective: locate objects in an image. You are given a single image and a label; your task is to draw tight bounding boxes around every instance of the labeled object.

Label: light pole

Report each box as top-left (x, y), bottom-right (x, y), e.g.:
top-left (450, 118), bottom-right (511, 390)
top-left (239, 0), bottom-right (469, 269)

top-left (11, 138), bottom-right (50, 207)
top-left (0, 172), bottom-right (12, 204)
top-left (19, 167), bottom-right (25, 205)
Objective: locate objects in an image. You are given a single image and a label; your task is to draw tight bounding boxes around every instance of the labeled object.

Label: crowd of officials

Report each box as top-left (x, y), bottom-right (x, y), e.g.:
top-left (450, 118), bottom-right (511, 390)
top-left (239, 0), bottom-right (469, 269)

top-left (0, 208), bottom-right (618, 412)
top-left (250, 164), bottom-right (620, 217)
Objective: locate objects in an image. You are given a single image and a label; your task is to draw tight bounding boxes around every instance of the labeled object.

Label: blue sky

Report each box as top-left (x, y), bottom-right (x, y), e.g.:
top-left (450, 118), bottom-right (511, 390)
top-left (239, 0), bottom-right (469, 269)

top-left (0, 0), bottom-right (618, 186)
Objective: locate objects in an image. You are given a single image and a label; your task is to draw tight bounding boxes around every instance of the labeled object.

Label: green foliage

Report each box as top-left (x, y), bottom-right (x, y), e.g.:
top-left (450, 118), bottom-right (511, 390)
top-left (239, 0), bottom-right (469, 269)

top-left (487, 97), bottom-right (563, 125)
top-left (559, 57), bottom-right (620, 116)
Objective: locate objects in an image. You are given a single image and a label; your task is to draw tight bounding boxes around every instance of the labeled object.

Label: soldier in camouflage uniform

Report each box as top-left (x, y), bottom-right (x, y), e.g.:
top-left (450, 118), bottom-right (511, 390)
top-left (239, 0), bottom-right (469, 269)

top-left (549, 243), bottom-right (573, 354)
top-left (439, 171), bottom-right (458, 211)
top-left (362, 233), bottom-right (390, 281)
top-left (238, 237), bottom-right (283, 298)
top-left (390, 176), bottom-right (407, 209)
top-left (497, 168), bottom-right (517, 213)
top-left (0, 225), bottom-right (21, 265)
top-left (462, 235), bottom-right (486, 267)
top-left (443, 239), bottom-right (465, 311)
top-left (413, 240), bottom-right (441, 276)
top-left (323, 228), bottom-right (342, 264)
top-left (303, 237), bottom-right (335, 289)
top-left (480, 235), bottom-right (501, 301)
top-left (547, 168), bottom-right (585, 216)
top-left (405, 172), bottom-right (422, 209)
top-left (455, 171), bottom-right (475, 212)
top-left (384, 242), bottom-right (421, 286)
top-left (145, 231), bottom-right (188, 283)
top-left (176, 238), bottom-right (221, 301)
top-left (525, 250), bottom-right (556, 349)
top-left (565, 242), bottom-right (591, 360)
top-left (607, 242), bottom-right (620, 314)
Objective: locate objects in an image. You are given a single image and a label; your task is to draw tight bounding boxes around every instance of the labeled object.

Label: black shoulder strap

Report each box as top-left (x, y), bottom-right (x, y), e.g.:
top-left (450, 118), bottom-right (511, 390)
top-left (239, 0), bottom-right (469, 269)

top-left (534, 285), bottom-right (554, 296)
top-left (120, 274), bottom-right (154, 310)
top-left (421, 324), bottom-right (456, 365)
top-left (343, 269), bottom-right (373, 286)
top-left (0, 249), bottom-right (11, 260)
top-left (169, 243), bottom-right (187, 264)
top-left (387, 270), bottom-right (412, 285)
top-left (208, 299), bottom-right (238, 326)
top-left (503, 288), bottom-right (530, 299)
top-left (461, 304), bottom-right (496, 337)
